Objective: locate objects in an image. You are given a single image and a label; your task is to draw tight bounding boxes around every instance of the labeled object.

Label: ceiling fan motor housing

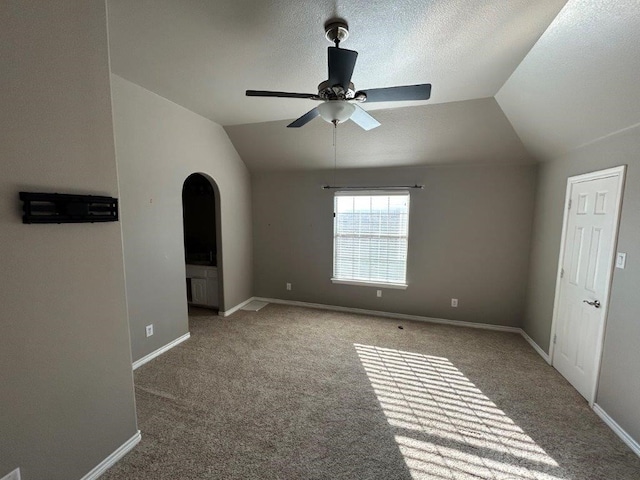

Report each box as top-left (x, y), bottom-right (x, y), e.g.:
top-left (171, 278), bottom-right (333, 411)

top-left (317, 80), bottom-right (356, 100)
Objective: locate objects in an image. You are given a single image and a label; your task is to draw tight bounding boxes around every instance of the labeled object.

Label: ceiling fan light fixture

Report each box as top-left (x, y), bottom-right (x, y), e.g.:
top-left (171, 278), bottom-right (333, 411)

top-left (318, 101), bottom-right (355, 124)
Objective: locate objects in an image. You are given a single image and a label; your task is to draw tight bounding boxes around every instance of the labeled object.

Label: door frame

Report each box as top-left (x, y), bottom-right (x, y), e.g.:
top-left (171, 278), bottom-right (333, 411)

top-left (181, 172), bottom-right (224, 311)
top-left (548, 165), bottom-right (626, 405)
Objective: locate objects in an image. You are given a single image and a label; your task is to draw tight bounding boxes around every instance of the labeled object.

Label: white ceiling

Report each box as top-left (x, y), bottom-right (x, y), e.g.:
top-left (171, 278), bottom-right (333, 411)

top-left (496, 0), bottom-right (640, 160)
top-left (107, 0), bottom-right (570, 169)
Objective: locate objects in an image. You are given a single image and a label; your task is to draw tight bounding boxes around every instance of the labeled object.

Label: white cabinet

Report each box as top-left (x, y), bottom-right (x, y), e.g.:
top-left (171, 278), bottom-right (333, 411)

top-left (186, 265), bottom-right (218, 308)
top-left (191, 278), bottom-right (208, 305)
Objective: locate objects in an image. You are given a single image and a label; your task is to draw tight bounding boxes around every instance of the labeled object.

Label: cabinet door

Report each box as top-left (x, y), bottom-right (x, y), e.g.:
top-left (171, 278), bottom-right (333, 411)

top-left (191, 278), bottom-right (208, 305)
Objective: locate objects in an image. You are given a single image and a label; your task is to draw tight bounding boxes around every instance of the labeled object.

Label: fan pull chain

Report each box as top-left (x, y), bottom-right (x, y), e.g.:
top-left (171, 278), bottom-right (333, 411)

top-left (333, 123), bottom-right (337, 186)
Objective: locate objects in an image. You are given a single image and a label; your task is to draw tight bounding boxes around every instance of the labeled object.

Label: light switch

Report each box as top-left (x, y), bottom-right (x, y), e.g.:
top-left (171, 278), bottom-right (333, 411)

top-left (616, 252), bottom-right (626, 269)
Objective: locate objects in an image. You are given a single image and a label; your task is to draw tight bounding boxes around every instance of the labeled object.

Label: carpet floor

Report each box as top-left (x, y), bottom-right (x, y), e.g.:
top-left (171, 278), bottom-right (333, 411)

top-left (103, 304), bottom-right (640, 479)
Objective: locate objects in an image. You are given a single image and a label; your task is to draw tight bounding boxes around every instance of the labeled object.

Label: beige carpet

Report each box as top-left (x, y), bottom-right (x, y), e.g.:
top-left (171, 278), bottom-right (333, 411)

top-left (103, 304), bottom-right (640, 479)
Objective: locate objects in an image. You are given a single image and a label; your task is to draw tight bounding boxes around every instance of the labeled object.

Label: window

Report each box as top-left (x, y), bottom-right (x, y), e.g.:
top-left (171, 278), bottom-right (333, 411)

top-left (332, 191), bottom-right (410, 288)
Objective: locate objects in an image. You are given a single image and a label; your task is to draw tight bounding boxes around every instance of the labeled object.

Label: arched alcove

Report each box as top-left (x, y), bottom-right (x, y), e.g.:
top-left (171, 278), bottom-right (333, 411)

top-left (182, 173), bottom-right (223, 311)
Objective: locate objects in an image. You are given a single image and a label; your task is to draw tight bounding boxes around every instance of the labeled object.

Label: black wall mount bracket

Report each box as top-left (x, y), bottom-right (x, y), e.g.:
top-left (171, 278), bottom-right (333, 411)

top-left (19, 192), bottom-right (119, 224)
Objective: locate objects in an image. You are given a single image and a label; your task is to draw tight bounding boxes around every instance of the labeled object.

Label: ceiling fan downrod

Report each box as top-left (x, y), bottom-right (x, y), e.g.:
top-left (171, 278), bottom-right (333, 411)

top-left (325, 20), bottom-right (349, 47)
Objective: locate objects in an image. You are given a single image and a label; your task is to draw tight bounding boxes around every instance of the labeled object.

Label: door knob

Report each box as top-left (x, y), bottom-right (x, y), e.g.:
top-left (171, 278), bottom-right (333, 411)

top-left (583, 300), bottom-right (601, 308)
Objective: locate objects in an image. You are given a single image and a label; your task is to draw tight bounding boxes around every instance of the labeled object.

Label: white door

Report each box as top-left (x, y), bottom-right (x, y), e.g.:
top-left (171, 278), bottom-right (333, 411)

top-left (552, 167), bottom-right (625, 402)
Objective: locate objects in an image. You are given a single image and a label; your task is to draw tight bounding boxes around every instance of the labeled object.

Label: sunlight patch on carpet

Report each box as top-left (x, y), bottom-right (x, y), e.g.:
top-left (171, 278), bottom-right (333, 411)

top-left (355, 344), bottom-right (567, 480)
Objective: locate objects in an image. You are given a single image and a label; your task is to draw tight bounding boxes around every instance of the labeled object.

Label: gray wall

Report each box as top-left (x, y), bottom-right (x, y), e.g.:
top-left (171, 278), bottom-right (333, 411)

top-left (111, 75), bottom-right (253, 362)
top-left (0, 2), bottom-right (138, 479)
top-left (253, 164), bottom-right (537, 327)
top-left (524, 125), bottom-right (640, 443)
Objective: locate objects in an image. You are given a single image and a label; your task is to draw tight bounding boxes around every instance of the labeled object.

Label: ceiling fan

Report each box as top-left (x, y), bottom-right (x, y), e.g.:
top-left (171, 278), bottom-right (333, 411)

top-left (246, 20), bottom-right (432, 131)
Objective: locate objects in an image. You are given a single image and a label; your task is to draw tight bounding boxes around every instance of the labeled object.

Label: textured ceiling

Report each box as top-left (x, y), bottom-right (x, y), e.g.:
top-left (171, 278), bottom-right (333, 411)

top-left (107, 0), bottom-right (570, 170)
top-left (496, 0), bottom-right (640, 160)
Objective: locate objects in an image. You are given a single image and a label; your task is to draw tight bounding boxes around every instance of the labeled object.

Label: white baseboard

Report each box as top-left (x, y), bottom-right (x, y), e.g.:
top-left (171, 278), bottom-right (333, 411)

top-left (593, 404), bottom-right (640, 458)
top-left (80, 430), bottom-right (141, 480)
top-left (253, 297), bottom-right (522, 333)
top-left (0, 468), bottom-right (20, 480)
top-left (219, 297), bottom-right (256, 317)
top-left (132, 332), bottom-right (191, 370)
top-left (519, 329), bottom-right (551, 364)
top-left (246, 297), bottom-right (558, 365)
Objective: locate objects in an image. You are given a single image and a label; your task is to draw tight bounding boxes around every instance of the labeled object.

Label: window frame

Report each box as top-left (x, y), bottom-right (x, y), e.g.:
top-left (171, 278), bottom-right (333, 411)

top-left (331, 190), bottom-right (410, 289)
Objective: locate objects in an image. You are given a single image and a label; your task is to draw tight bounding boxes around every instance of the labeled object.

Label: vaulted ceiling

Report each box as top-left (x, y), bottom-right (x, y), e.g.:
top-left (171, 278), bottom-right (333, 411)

top-left (496, 0), bottom-right (640, 161)
top-left (107, 0), bottom-right (573, 171)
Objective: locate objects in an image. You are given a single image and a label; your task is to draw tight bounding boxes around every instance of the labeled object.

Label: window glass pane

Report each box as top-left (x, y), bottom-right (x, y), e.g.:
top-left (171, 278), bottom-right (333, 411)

top-left (353, 196), bottom-right (370, 211)
top-left (336, 196), bottom-right (354, 214)
top-left (370, 195), bottom-right (388, 214)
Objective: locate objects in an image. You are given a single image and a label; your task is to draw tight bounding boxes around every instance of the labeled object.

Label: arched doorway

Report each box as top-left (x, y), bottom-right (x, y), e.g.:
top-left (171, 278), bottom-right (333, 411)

top-left (182, 173), bottom-right (222, 312)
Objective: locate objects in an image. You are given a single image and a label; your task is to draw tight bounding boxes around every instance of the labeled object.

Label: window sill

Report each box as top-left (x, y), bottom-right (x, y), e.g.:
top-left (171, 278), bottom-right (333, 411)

top-left (331, 278), bottom-right (408, 290)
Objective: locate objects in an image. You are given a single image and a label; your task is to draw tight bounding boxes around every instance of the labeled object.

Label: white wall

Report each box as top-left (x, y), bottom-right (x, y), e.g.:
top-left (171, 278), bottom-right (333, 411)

top-left (111, 75), bottom-right (253, 362)
top-left (0, 2), bottom-right (137, 478)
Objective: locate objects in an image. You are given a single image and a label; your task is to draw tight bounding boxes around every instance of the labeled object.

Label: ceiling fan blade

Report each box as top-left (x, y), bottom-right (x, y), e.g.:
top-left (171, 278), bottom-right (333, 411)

top-left (328, 47), bottom-right (358, 89)
top-left (246, 90), bottom-right (317, 99)
top-left (350, 105), bottom-right (381, 131)
top-left (358, 84), bottom-right (432, 103)
top-left (287, 108), bottom-right (320, 128)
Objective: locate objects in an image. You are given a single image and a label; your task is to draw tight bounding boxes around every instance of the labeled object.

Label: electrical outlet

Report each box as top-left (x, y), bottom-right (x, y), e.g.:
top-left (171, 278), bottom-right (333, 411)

top-left (145, 324), bottom-right (153, 337)
top-left (451, 298), bottom-right (458, 307)
top-left (1, 468), bottom-right (21, 480)
top-left (376, 290), bottom-right (382, 297)
top-left (286, 283), bottom-right (292, 291)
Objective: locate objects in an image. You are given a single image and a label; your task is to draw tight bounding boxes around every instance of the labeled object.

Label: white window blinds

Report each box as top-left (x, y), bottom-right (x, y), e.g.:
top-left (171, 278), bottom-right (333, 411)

top-left (333, 191), bottom-right (410, 286)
